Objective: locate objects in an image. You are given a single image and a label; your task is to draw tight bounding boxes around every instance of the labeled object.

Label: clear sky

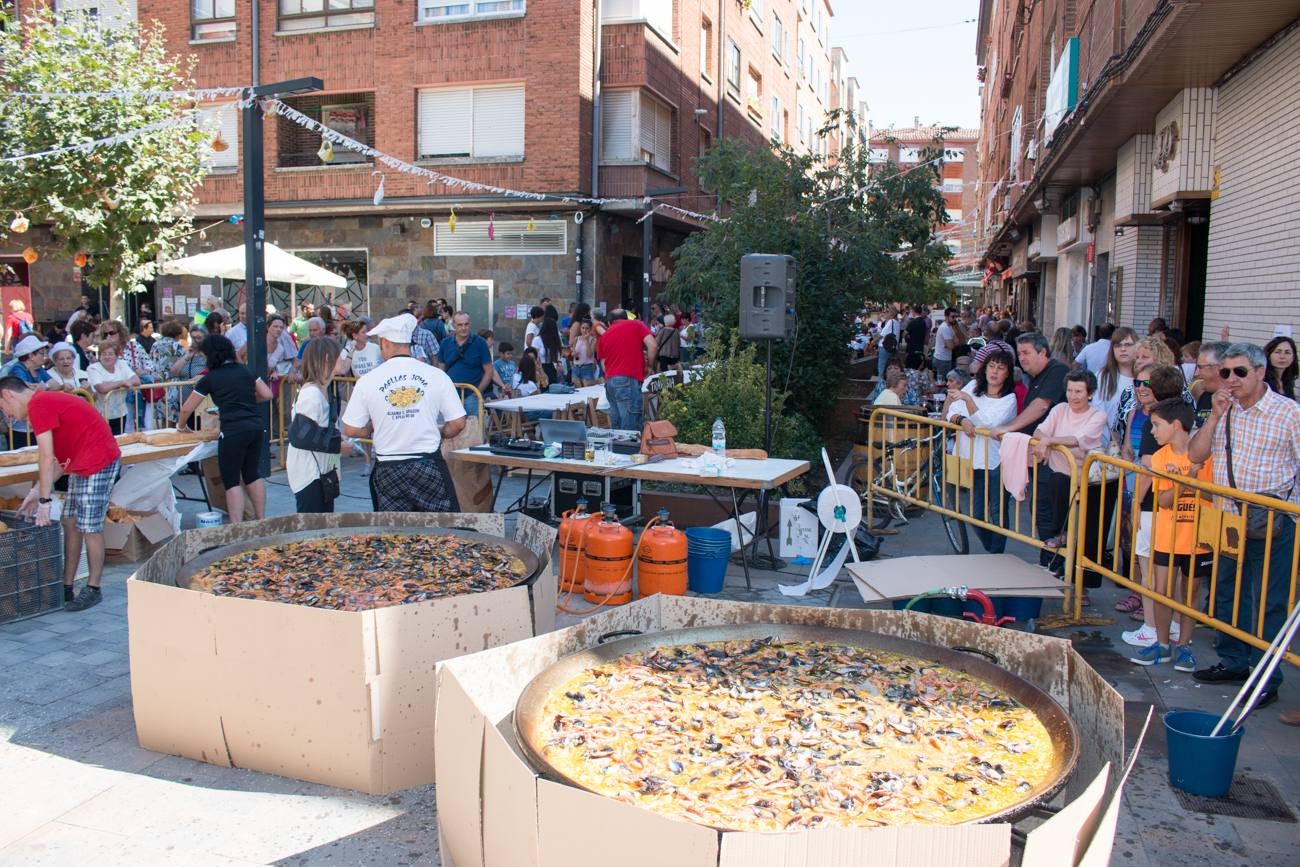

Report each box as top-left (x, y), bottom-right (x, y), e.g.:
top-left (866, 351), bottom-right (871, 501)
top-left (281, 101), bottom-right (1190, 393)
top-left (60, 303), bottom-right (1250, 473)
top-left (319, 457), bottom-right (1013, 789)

top-left (832, 1), bottom-right (982, 131)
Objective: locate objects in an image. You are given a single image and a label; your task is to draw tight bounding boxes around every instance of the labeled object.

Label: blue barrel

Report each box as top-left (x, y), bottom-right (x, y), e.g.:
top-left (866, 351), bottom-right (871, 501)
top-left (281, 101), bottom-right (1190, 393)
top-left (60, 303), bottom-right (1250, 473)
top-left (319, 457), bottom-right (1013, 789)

top-left (1164, 710), bottom-right (1244, 797)
top-left (684, 528), bottom-right (731, 593)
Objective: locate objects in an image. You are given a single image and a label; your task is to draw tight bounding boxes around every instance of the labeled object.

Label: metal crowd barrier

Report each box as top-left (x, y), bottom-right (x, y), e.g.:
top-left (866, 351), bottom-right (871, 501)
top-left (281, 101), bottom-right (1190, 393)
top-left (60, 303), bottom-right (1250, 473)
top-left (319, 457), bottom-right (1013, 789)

top-left (2, 379), bottom-right (200, 449)
top-left (1077, 452), bottom-right (1300, 668)
top-left (862, 407), bottom-right (1082, 608)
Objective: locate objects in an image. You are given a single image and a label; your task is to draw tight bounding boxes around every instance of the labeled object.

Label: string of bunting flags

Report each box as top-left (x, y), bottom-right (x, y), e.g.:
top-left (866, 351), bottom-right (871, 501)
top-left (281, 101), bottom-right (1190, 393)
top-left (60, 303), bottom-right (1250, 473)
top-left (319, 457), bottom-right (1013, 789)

top-left (0, 113), bottom-right (206, 164)
top-left (4, 86), bottom-right (968, 234)
top-left (268, 99), bottom-right (723, 225)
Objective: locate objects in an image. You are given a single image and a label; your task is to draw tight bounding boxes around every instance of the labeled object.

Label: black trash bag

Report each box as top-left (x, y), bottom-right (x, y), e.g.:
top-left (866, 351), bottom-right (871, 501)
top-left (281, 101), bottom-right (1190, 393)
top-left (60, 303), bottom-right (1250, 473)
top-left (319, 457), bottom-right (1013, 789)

top-left (823, 521), bottom-right (883, 562)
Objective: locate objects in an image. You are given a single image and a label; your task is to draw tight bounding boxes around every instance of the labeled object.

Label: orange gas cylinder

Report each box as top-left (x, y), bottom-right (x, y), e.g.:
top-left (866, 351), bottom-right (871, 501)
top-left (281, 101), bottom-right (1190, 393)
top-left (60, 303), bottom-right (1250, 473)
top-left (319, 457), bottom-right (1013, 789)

top-left (582, 505), bottom-right (634, 605)
top-left (558, 499), bottom-right (592, 593)
top-left (637, 509), bottom-right (688, 597)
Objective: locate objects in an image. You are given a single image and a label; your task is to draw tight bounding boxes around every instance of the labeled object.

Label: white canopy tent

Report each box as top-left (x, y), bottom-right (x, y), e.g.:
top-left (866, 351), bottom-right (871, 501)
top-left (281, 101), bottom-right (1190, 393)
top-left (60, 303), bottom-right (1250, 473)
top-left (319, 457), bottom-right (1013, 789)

top-left (160, 242), bottom-right (347, 288)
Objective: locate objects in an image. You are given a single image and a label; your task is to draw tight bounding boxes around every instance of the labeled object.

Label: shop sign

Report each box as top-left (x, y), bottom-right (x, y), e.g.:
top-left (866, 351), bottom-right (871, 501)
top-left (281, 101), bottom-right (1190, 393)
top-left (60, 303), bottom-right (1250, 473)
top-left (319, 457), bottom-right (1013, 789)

top-left (1153, 121), bottom-right (1180, 173)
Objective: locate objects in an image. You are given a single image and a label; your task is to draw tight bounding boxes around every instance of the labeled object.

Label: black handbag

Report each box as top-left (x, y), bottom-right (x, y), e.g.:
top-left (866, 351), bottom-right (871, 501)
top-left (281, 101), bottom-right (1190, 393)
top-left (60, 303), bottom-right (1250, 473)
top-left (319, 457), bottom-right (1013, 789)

top-left (288, 389), bottom-right (341, 454)
top-left (319, 468), bottom-right (340, 502)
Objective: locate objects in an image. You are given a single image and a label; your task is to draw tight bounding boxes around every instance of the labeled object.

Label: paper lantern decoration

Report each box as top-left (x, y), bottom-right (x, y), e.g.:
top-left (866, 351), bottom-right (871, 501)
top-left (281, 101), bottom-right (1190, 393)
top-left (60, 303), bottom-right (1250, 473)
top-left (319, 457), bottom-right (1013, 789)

top-left (372, 171), bottom-right (385, 207)
top-left (448, 206), bottom-right (457, 234)
top-left (487, 212), bottom-right (495, 241)
top-left (9, 213), bottom-right (29, 234)
top-left (211, 134), bottom-right (230, 153)
top-left (73, 252), bottom-right (88, 268)
top-left (21, 247), bottom-right (38, 265)
top-left (317, 139), bottom-right (334, 163)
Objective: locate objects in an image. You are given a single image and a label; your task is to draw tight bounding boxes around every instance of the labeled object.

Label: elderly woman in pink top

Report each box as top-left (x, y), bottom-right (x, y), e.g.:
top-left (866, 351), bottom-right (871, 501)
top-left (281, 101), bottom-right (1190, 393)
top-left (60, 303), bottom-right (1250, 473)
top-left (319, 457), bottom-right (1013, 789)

top-left (1031, 368), bottom-right (1109, 573)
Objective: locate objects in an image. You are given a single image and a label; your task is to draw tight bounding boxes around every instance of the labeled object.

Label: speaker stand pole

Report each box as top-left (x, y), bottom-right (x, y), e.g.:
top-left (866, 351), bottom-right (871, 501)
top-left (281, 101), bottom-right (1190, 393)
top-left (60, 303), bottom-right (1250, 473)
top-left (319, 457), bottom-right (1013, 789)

top-left (744, 338), bottom-right (784, 571)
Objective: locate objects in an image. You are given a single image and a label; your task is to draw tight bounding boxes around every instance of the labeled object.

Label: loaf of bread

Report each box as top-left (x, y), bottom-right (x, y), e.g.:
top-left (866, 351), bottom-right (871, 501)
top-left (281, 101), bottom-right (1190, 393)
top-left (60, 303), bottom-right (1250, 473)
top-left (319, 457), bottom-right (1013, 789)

top-left (140, 428), bottom-right (218, 447)
top-left (676, 443), bottom-right (768, 460)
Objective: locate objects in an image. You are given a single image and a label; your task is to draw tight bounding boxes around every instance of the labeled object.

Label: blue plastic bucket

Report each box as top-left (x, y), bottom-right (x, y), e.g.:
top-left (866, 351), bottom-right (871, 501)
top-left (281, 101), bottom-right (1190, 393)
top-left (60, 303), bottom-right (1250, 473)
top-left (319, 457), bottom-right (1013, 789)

top-left (1164, 710), bottom-right (1244, 797)
top-left (684, 528), bottom-right (731, 593)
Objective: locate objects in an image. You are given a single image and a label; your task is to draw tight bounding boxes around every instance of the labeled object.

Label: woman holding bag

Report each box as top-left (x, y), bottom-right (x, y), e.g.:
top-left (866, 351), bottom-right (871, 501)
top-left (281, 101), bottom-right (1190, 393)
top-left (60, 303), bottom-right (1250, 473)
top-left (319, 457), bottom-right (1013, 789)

top-left (287, 337), bottom-right (346, 513)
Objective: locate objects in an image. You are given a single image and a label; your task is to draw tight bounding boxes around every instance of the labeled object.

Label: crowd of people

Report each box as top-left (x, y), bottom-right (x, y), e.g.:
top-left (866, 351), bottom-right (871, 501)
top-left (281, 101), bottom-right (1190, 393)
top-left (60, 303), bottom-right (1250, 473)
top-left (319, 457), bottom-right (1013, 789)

top-left (860, 301), bottom-right (1300, 724)
top-left (0, 290), bottom-right (706, 557)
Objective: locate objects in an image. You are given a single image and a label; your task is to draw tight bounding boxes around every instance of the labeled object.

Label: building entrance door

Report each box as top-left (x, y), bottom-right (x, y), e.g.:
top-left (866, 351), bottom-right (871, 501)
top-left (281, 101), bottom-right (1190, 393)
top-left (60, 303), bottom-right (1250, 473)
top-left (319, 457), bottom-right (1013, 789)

top-left (621, 256), bottom-right (642, 314)
top-left (456, 280), bottom-right (494, 333)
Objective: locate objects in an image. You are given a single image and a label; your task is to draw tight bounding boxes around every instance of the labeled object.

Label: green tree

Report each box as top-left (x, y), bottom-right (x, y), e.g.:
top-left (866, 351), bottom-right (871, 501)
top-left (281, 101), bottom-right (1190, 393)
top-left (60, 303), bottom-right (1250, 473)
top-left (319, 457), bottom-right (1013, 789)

top-left (0, 9), bottom-right (210, 314)
top-left (664, 113), bottom-right (952, 426)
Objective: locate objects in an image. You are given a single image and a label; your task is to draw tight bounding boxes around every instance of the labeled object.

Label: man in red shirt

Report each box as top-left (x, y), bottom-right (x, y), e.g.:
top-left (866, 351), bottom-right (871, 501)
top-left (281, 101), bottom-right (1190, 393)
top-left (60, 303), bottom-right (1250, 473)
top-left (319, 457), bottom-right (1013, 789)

top-left (0, 377), bottom-right (121, 611)
top-left (596, 309), bottom-right (656, 432)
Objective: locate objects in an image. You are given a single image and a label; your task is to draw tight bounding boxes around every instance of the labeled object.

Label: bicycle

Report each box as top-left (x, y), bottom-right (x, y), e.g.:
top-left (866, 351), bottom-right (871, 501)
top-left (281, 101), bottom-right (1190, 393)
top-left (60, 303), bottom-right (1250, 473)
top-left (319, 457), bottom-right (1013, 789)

top-left (852, 425), bottom-right (968, 554)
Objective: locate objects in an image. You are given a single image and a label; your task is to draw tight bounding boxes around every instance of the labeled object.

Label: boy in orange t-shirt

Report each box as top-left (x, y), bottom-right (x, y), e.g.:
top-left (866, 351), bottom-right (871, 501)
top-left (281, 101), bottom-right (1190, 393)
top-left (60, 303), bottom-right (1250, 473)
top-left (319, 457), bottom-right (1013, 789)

top-left (1132, 399), bottom-right (1213, 671)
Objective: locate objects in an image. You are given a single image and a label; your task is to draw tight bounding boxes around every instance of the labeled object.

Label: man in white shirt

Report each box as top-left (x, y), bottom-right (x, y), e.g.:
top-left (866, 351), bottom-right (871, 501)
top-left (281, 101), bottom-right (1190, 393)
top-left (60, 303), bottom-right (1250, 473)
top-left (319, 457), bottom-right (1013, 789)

top-left (1075, 323), bottom-right (1115, 373)
top-left (226, 308), bottom-right (247, 354)
top-left (341, 315), bottom-right (466, 512)
top-left (933, 306), bottom-right (961, 378)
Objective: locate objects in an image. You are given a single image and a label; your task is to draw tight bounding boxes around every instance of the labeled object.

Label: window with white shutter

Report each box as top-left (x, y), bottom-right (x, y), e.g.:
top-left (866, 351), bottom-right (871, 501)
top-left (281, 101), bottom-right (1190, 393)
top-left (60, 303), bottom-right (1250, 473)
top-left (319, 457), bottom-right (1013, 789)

top-left (601, 90), bottom-right (637, 161)
top-left (418, 84), bottom-right (524, 161)
top-left (640, 91), bottom-right (672, 173)
top-left (197, 103), bottom-right (239, 173)
top-left (435, 219), bottom-right (565, 256)
top-left (602, 89), bottom-right (672, 173)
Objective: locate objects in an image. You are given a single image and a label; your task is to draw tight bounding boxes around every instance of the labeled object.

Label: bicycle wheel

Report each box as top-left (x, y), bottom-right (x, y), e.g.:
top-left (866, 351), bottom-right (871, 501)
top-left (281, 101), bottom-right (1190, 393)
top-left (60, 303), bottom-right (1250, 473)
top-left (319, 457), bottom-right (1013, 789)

top-left (870, 499), bottom-right (894, 531)
top-left (932, 469), bottom-right (969, 554)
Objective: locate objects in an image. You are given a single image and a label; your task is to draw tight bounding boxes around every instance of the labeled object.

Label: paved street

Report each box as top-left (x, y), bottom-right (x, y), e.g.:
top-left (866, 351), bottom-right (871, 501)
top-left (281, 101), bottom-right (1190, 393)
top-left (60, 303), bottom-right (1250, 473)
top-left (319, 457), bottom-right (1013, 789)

top-left (1, 458), bottom-right (1297, 864)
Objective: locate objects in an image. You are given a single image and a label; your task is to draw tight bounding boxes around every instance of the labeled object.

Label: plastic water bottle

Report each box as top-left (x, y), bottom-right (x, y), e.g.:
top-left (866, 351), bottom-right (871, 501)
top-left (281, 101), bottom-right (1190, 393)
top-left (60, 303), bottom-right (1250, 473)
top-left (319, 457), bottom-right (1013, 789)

top-left (711, 417), bottom-right (726, 458)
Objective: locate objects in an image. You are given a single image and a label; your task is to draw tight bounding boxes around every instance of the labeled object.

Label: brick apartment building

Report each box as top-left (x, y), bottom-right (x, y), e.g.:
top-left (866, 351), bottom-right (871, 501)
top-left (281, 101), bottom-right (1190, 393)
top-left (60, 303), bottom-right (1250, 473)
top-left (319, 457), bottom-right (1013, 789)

top-left (1, 0), bottom-right (853, 347)
top-left (972, 0), bottom-right (1300, 345)
top-left (867, 125), bottom-right (980, 277)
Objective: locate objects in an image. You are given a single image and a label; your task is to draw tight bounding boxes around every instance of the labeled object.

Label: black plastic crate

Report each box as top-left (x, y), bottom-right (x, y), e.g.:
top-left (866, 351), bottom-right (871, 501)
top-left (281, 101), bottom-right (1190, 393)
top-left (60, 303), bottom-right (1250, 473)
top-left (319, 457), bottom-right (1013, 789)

top-left (0, 510), bottom-right (64, 624)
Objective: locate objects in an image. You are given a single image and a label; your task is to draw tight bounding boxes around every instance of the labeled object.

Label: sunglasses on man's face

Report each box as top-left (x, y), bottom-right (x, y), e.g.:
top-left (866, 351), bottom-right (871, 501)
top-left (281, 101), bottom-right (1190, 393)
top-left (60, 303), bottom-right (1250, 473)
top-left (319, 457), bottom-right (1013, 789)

top-left (1220, 366), bottom-right (1253, 380)
top-left (1135, 379), bottom-right (1153, 388)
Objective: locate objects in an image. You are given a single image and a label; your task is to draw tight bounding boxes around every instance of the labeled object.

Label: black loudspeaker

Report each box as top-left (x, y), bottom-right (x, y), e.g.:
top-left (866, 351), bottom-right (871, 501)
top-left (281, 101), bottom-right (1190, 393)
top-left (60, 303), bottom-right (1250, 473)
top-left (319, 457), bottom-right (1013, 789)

top-left (739, 254), bottom-right (796, 340)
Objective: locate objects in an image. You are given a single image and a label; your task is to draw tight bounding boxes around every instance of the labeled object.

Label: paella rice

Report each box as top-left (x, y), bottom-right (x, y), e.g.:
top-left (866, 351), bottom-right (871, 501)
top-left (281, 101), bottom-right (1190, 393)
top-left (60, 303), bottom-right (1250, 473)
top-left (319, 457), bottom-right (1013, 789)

top-left (538, 638), bottom-right (1057, 830)
top-left (186, 533), bottom-right (527, 610)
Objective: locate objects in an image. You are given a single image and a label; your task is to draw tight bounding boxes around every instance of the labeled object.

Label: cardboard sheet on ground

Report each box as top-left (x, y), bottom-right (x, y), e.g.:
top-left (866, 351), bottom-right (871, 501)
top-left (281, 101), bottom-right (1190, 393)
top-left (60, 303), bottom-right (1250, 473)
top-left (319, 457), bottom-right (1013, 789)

top-left (849, 554), bottom-right (1067, 603)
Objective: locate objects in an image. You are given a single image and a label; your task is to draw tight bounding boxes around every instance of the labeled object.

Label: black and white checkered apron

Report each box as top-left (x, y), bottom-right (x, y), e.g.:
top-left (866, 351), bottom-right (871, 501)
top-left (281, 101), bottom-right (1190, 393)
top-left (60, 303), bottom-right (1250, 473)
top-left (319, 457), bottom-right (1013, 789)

top-left (368, 453), bottom-right (461, 513)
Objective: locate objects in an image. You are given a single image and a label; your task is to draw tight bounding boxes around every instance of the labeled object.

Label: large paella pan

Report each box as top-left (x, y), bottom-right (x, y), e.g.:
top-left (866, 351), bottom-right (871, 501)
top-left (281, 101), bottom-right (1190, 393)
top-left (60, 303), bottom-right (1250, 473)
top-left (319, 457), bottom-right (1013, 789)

top-left (514, 624), bottom-right (1078, 831)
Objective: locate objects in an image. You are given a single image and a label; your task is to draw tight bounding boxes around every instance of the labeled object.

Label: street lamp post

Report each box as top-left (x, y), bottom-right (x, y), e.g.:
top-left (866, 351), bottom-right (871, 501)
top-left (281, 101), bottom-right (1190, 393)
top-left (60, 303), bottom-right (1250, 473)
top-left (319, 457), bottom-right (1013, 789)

top-left (241, 77), bottom-right (322, 469)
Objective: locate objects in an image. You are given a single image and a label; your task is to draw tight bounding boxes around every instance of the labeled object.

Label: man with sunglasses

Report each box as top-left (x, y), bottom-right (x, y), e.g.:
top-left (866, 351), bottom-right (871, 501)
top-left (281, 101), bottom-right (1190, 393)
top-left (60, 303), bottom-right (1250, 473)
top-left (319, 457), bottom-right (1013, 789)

top-left (1192, 341), bottom-right (1231, 426)
top-left (1189, 342), bottom-right (1300, 709)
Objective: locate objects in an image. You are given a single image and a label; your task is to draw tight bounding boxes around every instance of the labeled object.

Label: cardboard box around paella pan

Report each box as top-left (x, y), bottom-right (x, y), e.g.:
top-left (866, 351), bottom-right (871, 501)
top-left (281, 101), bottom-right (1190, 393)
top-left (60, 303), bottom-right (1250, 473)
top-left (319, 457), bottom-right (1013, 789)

top-left (127, 511), bottom-right (557, 795)
top-left (434, 595), bottom-right (1130, 867)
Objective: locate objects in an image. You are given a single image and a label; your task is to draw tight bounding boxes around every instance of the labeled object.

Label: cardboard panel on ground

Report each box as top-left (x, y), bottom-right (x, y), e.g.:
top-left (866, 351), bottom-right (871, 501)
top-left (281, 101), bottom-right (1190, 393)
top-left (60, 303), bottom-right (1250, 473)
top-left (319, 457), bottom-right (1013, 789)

top-left (435, 596), bottom-right (1128, 867)
top-left (848, 554), bottom-right (1068, 603)
top-left (128, 511), bottom-right (557, 794)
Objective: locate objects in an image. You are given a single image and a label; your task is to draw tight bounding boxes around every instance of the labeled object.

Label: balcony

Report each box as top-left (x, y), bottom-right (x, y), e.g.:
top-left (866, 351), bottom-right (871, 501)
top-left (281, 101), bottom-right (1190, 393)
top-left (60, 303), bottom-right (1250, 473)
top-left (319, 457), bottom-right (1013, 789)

top-left (599, 159), bottom-right (681, 199)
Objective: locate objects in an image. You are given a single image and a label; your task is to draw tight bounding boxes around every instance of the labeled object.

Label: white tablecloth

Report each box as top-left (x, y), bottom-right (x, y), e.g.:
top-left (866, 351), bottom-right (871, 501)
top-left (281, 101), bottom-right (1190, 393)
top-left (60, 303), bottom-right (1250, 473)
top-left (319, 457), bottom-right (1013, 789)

top-left (485, 384), bottom-right (607, 414)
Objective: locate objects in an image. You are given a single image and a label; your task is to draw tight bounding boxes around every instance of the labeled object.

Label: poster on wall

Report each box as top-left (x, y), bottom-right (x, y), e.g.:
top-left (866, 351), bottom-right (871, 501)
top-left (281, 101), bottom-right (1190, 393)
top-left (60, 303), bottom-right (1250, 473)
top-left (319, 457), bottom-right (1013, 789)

top-left (320, 104), bottom-right (368, 164)
top-left (199, 284), bottom-right (213, 301)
